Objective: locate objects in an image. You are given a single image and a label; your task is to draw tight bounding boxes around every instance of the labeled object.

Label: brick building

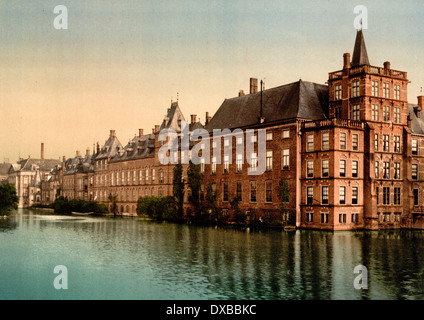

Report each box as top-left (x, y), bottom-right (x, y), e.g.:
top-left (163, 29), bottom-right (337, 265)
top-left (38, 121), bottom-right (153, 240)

top-left (34, 30), bottom-right (424, 230)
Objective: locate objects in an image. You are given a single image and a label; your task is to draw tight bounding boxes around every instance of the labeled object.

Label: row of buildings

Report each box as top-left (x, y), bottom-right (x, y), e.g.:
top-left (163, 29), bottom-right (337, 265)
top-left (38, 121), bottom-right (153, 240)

top-left (5, 30), bottom-right (424, 230)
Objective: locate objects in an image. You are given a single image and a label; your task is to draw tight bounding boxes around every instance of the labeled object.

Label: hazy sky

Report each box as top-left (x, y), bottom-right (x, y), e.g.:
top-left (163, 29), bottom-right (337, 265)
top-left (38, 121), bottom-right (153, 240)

top-left (1, 0), bottom-right (424, 162)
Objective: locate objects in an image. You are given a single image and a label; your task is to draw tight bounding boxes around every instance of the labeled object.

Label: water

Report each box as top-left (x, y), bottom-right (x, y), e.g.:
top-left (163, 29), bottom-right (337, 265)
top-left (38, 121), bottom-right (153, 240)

top-left (1, 209), bottom-right (424, 300)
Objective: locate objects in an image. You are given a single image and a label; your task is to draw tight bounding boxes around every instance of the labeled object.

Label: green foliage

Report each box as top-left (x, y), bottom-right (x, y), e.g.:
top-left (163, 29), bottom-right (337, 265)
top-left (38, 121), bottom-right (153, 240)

top-left (173, 164), bottom-right (185, 219)
top-left (277, 179), bottom-right (290, 222)
top-left (204, 181), bottom-right (222, 222)
top-left (136, 196), bottom-right (177, 221)
top-left (230, 196), bottom-right (246, 224)
top-left (52, 197), bottom-right (108, 214)
top-left (187, 162), bottom-right (203, 218)
top-left (0, 183), bottom-right (19, 216)
top-left (108, 193), bottom-right (117, 215)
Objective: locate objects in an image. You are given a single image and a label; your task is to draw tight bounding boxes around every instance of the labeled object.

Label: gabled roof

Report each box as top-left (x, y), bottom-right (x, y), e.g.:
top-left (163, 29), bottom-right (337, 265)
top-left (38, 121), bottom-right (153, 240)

top-left (110, 134), bottom-right (156, 162)
top-left (95, 135), bottom-right (123, 160)
top-left (0, 163), bottom-right (11, 176)
top-left (205, 80), bottom-right (328, 131)
top-left (13, 158), bottom-right (61, 172)
top-left (351, 30), bottom-right (370, 67)
top-left (408, 104), bottom-right (424, 135)
top-left (159, 102), bottom-right (186, 132)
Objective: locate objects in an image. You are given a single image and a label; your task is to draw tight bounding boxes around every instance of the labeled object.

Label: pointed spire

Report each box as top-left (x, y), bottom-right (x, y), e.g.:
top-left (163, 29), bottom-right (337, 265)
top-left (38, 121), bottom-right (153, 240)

top-left (351, 30), bottom-right (370, 67)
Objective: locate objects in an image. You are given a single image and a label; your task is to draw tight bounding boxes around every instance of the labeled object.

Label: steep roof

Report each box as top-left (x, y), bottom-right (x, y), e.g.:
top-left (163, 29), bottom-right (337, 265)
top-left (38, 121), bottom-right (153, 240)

top-left (0, 163), bottom-right (11, 176)
top-left (110, 134), bottom-right (156, 162)
top-left (351, 30), bottom-right (370, 67)
top-left (408, 104), bottom-right (424, 135)
top-left (205, 80), bottom-right (328, 131)
top-left (159, 102), bottom-right (186, 132)
top-left (14, 158), bottom-right (61, 172)
top-left (95, 134), bottom-right (123, 160)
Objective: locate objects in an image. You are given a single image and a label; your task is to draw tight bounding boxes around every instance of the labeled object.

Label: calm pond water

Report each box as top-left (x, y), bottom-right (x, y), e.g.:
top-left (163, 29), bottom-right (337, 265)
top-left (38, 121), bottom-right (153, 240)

top-left (1, 209), bottom-right (424, 300)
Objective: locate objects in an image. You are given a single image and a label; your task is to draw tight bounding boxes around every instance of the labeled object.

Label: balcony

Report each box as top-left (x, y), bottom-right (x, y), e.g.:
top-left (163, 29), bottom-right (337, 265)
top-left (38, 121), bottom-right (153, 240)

top-left (329, 65), bottom-right (408, 80)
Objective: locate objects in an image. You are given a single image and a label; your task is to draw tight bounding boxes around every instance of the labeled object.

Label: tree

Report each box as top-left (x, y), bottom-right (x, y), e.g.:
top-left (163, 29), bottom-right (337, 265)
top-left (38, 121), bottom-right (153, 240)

top-left (277, 179), bottom-right (290, 224)
top-left (205, 181), bottom-right (220, 222)
top-left (108, 193), bottom-right (118, 216)
top-left (230, 196), bottom-right (246, 224)
top-left (0, 183), bottom-right (19, 216)
top-left (187, 162), bottom-right (203, 218)
top-left (173, 163), bottom-right (185, 220)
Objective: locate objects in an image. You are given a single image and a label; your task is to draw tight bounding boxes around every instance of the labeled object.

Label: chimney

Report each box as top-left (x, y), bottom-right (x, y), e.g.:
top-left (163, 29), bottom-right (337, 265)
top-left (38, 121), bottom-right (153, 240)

top-left (343, 53), bottom-right (351, 70)
top-left (384, 61), bottom-right (391, 70)
top-left (110, 130), bottom-right (116, 138)
top-left (86, 148), bottom-right (90, 157)
top-left (407, 113), bottom-right (412, 128)
top-left (139, 128), bottom-right (144, 137)
top-left (205, 112), bottom-right (212, 126)
top-left (41, 143), bottom-right (44, 160)
top-left (190, 114), bottom-right (197, 125)
top-left (62, 156), bottom-right (66, 169)
top-left (153, 125), bottom-right (160, 133)
top-left (250, 78), bottom-right (258, 94)
top-left (239, 90), bottom-right (245, 97)
top-left (418, 96), bottom-right (424, 110)
top-left (76, 150), bottom-right (80, 157)
top-left (96, 142), bottom-right (100, 154)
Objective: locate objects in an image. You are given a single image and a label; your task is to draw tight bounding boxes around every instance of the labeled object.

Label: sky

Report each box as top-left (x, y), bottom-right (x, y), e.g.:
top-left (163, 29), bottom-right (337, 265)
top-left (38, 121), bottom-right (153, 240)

top-left (1, 0), bottom-right (424, 163)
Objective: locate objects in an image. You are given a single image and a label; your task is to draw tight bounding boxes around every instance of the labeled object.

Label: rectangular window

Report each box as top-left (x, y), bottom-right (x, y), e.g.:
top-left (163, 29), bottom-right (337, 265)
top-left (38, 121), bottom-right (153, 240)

top-left (394, 187), bottom-right (401, 205)
top-left (394, 84), bottom-right (401, 100)
top-left (412, 164), bottom-right (418, 180)
top-left (375, 161), bottom-right (380, 178)
top-left (159, 171), bottom-right (164, 184)
top-left (393, 162), bottom-right (400, 179)
top-left (352, 134), bottom-right (359, 151)
top-left (321, 186), bottom-right (329, 205)
top-left (223, 155), bottom-right (230, 174)
top-left (352, 80), bottom-right (360, 98)
top-left (383, 135), bottom-right (390, 152)
top-left (151, 169), bottom-right (155, 183)
top-left (335, 84), bottom-right (342, 100)
top-left (375, 134), bottom-right (379, 152)
top-left (266, 131), bottom-right (273, 141)
top-left (352, 105), bottom-right (360, 121)
top-left (321, 213), bottom-right (329, 223)
top-left (394, 107), bottom-right (401, 124)
top-left (306, 212), bottom-right (314, 222)
top-left (414, 188), bottom-right (419, 206)
top-left (236, 181), bottom-right (242, 201)
top-left (236, 154), bottom-right (243, 173)
top-left (307, 186), bottom-right (314, 205)
top-left (322, 159), bottom-right (329, 178)
top-left (335, 107), bottom-right (342, 119)
top-left (372, 80), bottom-right (379, 97)
top-left (383, 187), bottom-right (390, 205)
top-left (266, 150), bottom-right (273, 171)
top-left (339, 213), bottom-right (347, 224)
top-left (372, 104), bottom-right (380, 122)
top-left (352, 213), bottom-right (359, 223)
top-left (282, 129), bottom-right (290, 139)
top-left (340, 132), bottom-right (347, 149)
top-left (322, 132), bottom-right (329, 150)
top-left (250, 152), bottom-right (258, 170)
top-left (306, 160), bottom-right (314, 178)
top-left (383, 105), bottom-right (391, 122)
top-left (339, 160), bottom-right (346, 177)
top-left (412, 139), bottom-right (418, 155)
top-left (282, 149), bottom-right (289, 170)
top-left (376, 187), bottom-right (380, 205)
top-left (394, 136), bottom-right (401, 153)
top-left (383, 82), bottom-right (390, 99)
top-left (265, 180), bottom-right (273, 203)
top-left (352, 187), bottom-right (358, 205)
top-left (307, 134), bottom-right (314, 152)
top-left (250, 181), bottom-right (257, 203)
top-left (352, 160), bottom-right (359, 178)
top-left (339, 186), bottom-right (346, 205)
top-left (223, 182), bottom-right (229, 202)
top-left (383, 162), bottom-right (390, 179)
top-left (211, 157), bottom-right (217, 174)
